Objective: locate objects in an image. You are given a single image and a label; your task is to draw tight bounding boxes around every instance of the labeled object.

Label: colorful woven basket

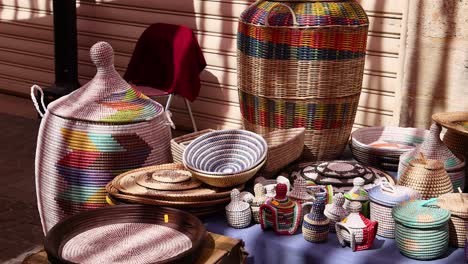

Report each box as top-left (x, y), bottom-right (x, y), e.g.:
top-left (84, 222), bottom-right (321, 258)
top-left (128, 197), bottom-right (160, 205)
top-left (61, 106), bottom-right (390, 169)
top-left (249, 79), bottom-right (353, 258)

top-left (302, 198), bottom-right (329, 243)
top-left (32, 42), bottom-right (172, 233)
top-left (237, 0), bottom-right (369, 160)
top-left (392, 199), bottom-right (451, 260)
top-left (437, 192), bottom-right (468, 248)
top-left (324, 193), bottom-right (348, 233)
top-left (368, 182), bottom-right (420, 238)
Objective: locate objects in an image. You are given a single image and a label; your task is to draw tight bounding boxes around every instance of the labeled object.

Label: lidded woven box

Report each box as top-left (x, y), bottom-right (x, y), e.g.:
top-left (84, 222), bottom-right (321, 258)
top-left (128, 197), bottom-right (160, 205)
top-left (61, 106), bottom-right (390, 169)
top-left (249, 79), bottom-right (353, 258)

top-left (32, 42), bottom-right (172, 233)
top-left (237, 0), bottom-right (369, 160)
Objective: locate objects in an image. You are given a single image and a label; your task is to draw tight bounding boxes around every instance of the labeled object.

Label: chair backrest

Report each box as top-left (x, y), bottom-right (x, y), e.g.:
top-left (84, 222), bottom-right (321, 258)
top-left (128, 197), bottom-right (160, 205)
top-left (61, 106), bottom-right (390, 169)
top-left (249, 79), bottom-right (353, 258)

top-left (124, 23), bottom-right (206, 101)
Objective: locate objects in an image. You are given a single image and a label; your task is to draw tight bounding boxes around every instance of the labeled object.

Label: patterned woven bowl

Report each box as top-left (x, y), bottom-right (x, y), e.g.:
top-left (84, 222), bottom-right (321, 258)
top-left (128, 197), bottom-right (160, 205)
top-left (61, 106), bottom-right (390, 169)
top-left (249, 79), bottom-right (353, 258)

top-left (183, 129), bottom-right (267, 175)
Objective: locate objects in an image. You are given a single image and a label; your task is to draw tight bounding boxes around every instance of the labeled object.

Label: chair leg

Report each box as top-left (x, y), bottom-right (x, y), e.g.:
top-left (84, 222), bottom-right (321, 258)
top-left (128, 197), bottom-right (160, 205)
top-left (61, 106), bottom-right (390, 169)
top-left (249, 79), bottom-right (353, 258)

top-left (165, 94), bottom-right (174, 111)
top-left (184, 98), bottom-right (198, 132)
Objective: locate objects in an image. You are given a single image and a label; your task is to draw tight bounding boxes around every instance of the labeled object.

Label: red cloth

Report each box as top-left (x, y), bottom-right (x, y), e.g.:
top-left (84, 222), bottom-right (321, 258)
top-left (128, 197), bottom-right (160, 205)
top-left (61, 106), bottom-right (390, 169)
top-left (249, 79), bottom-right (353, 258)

top-left (124, 23), bottom-right (206, 101)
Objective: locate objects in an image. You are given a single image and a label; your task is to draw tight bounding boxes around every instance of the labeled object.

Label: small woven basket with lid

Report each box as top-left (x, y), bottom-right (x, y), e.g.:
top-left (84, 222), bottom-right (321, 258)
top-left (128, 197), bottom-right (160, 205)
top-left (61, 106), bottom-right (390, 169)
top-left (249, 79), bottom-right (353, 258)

top-left (368, 182), bottom-right (420, 238)
top-left (226, 189), bottom-right (252, 228)
top-left (302, 198), bottom-right (329, 243)
top-left (392, 199), bottom-right (451, 260)
top-left (251, 183), bottom-right (268, 223)
top-left (324, 193), bottom-right (348, 233)
top-left (32, 42), bottom-right (172, 234)
top-left (437, 192), bottom-right (468, 247)
top-left (397, 154), bottom-right (453, 200)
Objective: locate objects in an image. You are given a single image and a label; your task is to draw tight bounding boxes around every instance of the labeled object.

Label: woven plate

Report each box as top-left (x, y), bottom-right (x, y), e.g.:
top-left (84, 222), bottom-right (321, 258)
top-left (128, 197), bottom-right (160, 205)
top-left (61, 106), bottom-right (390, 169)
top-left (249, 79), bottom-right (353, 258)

top-left (135, 173), bottom-right (202, 191)
top-left (45, 205), bottom-right (206, 264)
top-left (302, 164), bottom-right (375, 186)
top-left (151, 170), bottom-right (192, 183)
top-left (315, 161), bottom-right (367, 179)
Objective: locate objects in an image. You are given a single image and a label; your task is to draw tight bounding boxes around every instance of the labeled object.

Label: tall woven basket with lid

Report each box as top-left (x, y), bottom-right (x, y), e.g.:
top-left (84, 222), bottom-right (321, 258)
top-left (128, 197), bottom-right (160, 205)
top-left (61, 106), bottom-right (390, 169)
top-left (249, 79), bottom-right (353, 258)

top-left (32, 42), bottom-right (172, 233)
top-left (237, 0), bottom-right (369, 160)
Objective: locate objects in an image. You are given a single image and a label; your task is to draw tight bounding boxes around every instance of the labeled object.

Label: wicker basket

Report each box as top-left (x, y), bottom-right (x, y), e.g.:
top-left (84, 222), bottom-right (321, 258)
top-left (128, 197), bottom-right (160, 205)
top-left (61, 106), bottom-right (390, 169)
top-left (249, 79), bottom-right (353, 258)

top-left (302, 198), bottom-right (329, 243)
top-left (171, 129), bottom-right (215, 163)
top-left (237, 0), bottom-right (369, 160)
top-left (437, 193), bottom-right (468, 248)
top-left (32, 42), bottom-right (172, 234)
top-left (260, 128), bottom-right (305, 176)
top-left (225, 189), bottom-right (252, 228)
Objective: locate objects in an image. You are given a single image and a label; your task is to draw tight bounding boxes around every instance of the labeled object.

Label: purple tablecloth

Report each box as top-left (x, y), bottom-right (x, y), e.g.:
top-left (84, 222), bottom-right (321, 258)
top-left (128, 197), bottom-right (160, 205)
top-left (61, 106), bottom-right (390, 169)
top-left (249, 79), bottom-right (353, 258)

top-left (202, 214), bottom-right (465, 264)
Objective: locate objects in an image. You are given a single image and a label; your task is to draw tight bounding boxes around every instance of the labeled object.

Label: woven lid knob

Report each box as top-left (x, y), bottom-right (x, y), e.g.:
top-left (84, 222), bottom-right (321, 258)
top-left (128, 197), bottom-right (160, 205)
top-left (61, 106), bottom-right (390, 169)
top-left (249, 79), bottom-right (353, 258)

top-left (230, 188), bottom-right (240, 201)
top-left (275, 183), bottom-right (288, 200)
top-left (333, 193), bottom-right (345, 206)
top-left (90, 41), bottom-right (115, 69)
top-left (254, 183), bottom-right (266, 197)
top-left (349, 201), bottom-right (362, 213)
top-left (353, 177), bottom-right (365, 187)
top-left (311, 197), bottom-right (326, 213)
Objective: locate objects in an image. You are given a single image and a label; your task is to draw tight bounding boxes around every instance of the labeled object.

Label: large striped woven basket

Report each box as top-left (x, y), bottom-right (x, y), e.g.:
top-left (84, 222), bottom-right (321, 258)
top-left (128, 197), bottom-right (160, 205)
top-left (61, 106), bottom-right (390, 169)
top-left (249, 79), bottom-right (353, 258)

top-left (237, 0), bottom-right (369, 160)
top-left (32, 42), bottom-right (172, 234)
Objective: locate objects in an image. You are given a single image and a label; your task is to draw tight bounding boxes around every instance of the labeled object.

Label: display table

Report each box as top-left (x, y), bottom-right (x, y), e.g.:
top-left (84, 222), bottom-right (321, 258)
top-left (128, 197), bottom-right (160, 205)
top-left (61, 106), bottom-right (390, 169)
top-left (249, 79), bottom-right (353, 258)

top-left (202, 215), bottom-right (465, 264)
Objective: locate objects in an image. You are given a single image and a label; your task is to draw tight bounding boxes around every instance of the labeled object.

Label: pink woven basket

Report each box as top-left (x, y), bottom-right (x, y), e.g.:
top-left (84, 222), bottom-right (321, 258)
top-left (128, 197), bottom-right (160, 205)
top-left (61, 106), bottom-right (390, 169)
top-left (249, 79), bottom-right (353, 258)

top-left (32, 42), bottom-right (173, 234)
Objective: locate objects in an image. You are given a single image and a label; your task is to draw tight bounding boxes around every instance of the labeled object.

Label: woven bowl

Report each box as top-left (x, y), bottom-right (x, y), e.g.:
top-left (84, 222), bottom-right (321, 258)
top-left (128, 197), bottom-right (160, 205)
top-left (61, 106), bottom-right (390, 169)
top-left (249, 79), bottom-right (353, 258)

top-left (183, 129), bottom-right (267, 176)
top-left (171, 129), bottom-right (215, 163)
top-left (44, 205), bottom-right (206, 264)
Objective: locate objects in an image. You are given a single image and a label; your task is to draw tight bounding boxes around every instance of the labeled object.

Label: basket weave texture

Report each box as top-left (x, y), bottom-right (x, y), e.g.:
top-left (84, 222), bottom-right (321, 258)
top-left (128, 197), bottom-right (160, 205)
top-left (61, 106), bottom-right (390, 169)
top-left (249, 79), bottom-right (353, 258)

top-left (171, 129), bottom-right (215, 163)
top-left (34, 42), bottom-right (172, 234)
top-left (225, 189), bottom-right (252, 228)
top-left (237, 0), bottom-right (369, 160)
top-left (437, 193), bottom-right (468, 248)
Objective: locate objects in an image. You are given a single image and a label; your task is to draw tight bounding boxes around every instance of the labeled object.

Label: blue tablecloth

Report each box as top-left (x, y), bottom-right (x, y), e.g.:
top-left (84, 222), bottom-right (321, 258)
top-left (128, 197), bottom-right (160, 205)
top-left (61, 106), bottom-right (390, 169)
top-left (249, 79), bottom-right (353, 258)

top-left (202, 215), bottom-right (465, 264)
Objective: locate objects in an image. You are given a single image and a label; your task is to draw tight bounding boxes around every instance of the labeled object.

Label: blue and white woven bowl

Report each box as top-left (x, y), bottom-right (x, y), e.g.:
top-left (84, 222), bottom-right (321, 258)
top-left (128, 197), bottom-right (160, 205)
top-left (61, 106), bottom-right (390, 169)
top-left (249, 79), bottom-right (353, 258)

top-left (183, 129), bottom-right (267, 176)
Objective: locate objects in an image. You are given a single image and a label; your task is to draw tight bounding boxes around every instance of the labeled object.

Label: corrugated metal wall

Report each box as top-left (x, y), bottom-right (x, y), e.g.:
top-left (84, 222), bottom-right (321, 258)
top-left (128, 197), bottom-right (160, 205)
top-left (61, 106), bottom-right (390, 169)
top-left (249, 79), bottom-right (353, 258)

top-left (0, 0), bottom-right (407, 130)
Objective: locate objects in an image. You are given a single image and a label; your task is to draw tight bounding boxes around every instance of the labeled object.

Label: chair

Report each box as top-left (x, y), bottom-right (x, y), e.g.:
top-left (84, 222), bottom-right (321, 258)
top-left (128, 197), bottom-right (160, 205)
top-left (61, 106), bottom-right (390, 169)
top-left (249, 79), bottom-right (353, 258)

top-left (124, 23), bottom-right (207, 131)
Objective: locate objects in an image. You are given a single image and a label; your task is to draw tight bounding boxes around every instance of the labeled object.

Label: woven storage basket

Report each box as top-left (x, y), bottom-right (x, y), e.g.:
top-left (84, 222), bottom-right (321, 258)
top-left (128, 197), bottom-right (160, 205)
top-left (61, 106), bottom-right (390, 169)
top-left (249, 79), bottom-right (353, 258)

top-left (368, 182), bottom-right (420, 238)
top-left (324, 193), bottom-right (348, 233)
top-left (398, 123), bottom-right (466, 190)
top-left (237, 0), bottom-right (369, 160)
top-left (350, 126), bottom-right (428, 171)
top-left (226, 189), bottom-right (252, 228)
top-left (393, 199), bottom-right (451, 260)
top-left (32, 42), bottom-right (172, 234)
top-left (44, 205), bottom-right (206, 264)
top-left (251, 183), bottom-right (268, 223)
top-left (171, 129), bottom-right (215, 163)
top-left (302, 198), bottom-right (329, 243)
top-left (260, 128), bottom-right (305, 176)
top-left (437, 193), bottom-right (468, 248)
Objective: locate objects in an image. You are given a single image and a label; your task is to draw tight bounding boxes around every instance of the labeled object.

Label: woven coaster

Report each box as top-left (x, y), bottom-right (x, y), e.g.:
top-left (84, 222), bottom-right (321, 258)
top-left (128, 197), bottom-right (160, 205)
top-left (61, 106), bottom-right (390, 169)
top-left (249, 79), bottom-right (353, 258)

top-left (135, 172), bottom-right (201, 191)
top-left (152, 169), bottom-right (192, 183)
top-left (316, 161), bottom-right (366, 179)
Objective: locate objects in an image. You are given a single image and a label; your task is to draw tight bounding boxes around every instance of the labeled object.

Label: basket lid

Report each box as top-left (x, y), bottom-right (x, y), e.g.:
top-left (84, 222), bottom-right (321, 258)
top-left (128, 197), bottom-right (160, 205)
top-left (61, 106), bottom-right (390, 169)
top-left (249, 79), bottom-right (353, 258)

top-left (432, 111), bottom-right (468, 136)
top-left (226, 189), bottom-right (250, 211)
top-left (47, 42), bottom-right (164, 124)
top-left (288, 177), bottom-right (314, 201)
top-left (437, 192), bottom-right (468, 218)
top-left (368, 182), bottom-right (420, 207)
top-left (392, 199), bottom-right (451, 229)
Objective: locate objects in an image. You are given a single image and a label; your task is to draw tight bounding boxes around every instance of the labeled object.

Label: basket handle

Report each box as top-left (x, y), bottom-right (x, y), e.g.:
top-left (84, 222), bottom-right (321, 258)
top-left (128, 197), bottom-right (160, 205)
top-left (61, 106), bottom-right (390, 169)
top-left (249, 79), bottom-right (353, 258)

top-left (420, 197), bottom-right (438, 207)
top-left (30, 84), bottom-right (47, 117)
top-left (380, 181), bottom-right (396, 194)
top-left (264, 2), bottom-right (299, 27)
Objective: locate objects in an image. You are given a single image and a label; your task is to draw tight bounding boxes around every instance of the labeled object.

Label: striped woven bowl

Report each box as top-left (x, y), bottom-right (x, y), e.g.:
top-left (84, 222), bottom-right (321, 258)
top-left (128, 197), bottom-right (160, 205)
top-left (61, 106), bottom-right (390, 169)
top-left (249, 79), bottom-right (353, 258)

top-left (183, 129), bottom-right (267, 176)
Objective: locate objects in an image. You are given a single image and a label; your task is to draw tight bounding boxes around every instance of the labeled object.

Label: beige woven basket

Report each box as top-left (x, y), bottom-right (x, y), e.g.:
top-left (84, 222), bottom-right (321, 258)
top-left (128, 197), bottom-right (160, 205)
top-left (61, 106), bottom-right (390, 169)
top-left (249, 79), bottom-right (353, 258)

top-left (437, 192), bottom-right (468, 248)
top-left (170, 129), bottom-right (215, 163)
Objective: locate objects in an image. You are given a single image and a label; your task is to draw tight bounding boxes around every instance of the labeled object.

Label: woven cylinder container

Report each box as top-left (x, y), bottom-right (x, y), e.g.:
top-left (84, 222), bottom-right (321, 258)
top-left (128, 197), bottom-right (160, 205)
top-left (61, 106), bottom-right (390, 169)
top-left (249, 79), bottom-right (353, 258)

top-left (226, 189), bottom-right (252, 228)
top-left (302, 198), bottom-right (329, 243)
top-left (33, 42), bottom-right (172, 234)
top-left (237, 0), bottom-right (369, 160)
top-left (393, 199), bottom-right (451, 260)
top-left (437, 193), bottom-right (468, 248)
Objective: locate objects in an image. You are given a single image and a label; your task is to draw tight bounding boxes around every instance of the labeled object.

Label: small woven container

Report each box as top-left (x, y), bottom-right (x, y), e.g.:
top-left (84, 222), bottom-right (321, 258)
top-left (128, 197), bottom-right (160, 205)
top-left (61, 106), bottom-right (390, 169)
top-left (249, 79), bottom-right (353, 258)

top-left (260, 183), bottom-right (302, 235)
top-left (251, 183), bottom-right (267, 223)
top-left (260, 128), bottom-right (305, 176)
top-left (399, 123), bottom-right (466, 190)
top-left (335, 202), bottom-right (378, 251)
top-left (32, 42), bottom-right (172, 234)
top-left (437, 193), bottom-right (468, 247)
top-left (344, 177), bottom-right (370, 217)
top-left (288, 177), bottom-right (314, 219)
top-left (226, 189), bottom-right (252, 228)
top-left (350, 126), bottom-right (427, 171)
top-left (398, 154), bottom-right (453, 199)
top-left (368, 182), bottom-right (420, 238)
top-left (171, 129), bottom-right (215, 163)
top-left (324, 193), bottom-right (348, 233)
top-left (44, 205), bottom-right (206, 264)
top-left (302, 198), bottom-right (329, 243)
top-left (392, 199), bottom-right (451, 260)
top-left (237, 0), bottom-right (369, 160)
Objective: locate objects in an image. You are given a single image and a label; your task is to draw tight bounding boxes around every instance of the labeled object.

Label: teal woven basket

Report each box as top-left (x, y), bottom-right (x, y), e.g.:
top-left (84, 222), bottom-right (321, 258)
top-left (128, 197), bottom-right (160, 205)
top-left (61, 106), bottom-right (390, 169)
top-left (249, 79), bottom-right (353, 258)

top-left (392, 199), bottom-right (451, 260)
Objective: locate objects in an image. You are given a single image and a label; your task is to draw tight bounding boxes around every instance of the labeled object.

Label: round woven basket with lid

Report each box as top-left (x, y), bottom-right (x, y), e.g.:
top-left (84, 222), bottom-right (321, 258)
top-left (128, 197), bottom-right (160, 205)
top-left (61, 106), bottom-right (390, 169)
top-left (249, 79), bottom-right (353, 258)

top-left (397, 154), bottom-right (453, 200)
top-left (226, 189), bottom-right (252, 228)
top-left (237, 0), bottom-right (369, 160)
top-left (368, 182), bottom-right (420, 238)
top-left (32, 42), bottom-right (172, 234)
top-left (392, 199), bottom-right (451, 260)
top-left (437, 192), bottom-right (468, 247)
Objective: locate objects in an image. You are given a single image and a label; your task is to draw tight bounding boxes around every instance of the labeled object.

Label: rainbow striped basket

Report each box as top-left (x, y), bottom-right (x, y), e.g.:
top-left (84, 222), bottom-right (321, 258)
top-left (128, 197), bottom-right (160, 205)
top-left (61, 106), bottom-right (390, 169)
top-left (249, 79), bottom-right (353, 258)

top-left (31, 42), bottom-right (172, 234)
top-left (237, 0), bottom-right (369, 160)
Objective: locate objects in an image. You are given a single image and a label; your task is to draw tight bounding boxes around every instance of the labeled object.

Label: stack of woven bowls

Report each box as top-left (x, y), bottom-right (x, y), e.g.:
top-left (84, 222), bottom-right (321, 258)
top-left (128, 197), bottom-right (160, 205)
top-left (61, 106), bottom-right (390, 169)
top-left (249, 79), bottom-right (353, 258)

top-left (106, 163), bottom-right (241, 216)
top-left (170, 129), bottom-right (215, 163)
top-left (183, 129), bottom-right (267, 188)
top-left (399, 123), bottom-right (466, 190)
top-left (437, 193), bottom-right (468, 248)
top-left (392, 199), bottom-right (451, 260)
top-left (300, 161), bottom-right (395, 193)
top-left (368, 183), bottom-right (420, 238)
top-left (350, 127), bottom-right (428, 171)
